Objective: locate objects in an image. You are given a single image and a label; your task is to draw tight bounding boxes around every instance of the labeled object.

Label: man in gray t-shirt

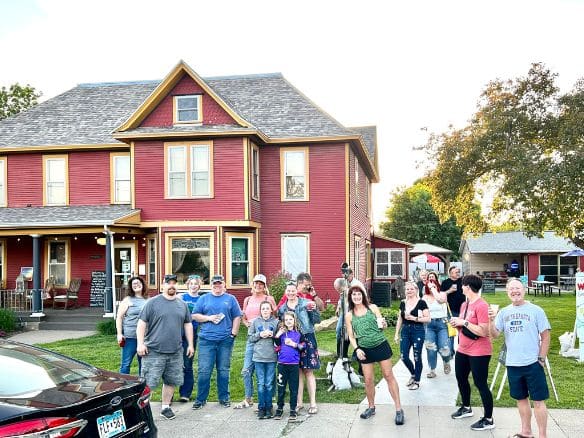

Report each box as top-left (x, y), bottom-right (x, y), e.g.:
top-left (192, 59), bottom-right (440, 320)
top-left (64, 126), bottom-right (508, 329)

top-left (488, 278), bottom-right (551, 438)
top-left (137, 275), bottom-right (194, 420)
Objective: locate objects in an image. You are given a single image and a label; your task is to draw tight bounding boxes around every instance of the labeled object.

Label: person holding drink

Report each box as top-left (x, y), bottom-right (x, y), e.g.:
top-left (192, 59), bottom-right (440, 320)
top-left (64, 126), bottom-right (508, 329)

top-left (277, 280), bottom-right (321, 415)
top-left (422, 276), bottom-right (452, 378)
top-left (442, 266), bottom-right (464, 357)
top-left (346, 283), bottom-right (404, 425)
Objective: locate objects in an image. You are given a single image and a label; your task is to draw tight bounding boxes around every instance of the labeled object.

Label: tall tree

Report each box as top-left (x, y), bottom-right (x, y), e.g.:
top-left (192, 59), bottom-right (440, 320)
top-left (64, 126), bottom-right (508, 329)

top-left (380, 182), bottom-right (463, 258)
top-left (425, 63), bottom-right (584, 248)
top-left (0, 83), bottom-right (41, 120)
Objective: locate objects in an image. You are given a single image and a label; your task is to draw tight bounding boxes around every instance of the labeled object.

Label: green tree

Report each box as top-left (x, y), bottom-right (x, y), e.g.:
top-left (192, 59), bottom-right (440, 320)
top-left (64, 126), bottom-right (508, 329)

top-left (0, 83), bottom-right (41, 120)
top-left (380, 181), bottom-right (463, 258)
top-left (424, 63), bottom-right (584, 248)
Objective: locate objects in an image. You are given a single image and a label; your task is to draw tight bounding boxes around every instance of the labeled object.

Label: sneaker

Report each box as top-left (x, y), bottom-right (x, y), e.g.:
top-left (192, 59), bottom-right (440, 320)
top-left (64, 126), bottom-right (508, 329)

top-left (160, 407), bottom-right (176, 420)
top-left (444, 362), bottom-right (451, 375)
top-left (394, 409), bottom-right (404, 425)
top-left (178, 396), bottom-right (189, 403)
top-left (192, 400), bottom-right (206, 410)
top-left (258, 409), bottom-right (266, 419)
top-left (265, 409), bottom-right (274, 419)
top-left (288, 411), bottom-right (298, 422)
top-left (470, 417), bottom-right (494, 431)
top-left (451, 406), bottom-right (473, 419)
top-left (274, 409), bottom-right (283, 420)
top-left (360, 407), bottom-right (376, 419)
top-left (219, 400), bottom-right (231, 408)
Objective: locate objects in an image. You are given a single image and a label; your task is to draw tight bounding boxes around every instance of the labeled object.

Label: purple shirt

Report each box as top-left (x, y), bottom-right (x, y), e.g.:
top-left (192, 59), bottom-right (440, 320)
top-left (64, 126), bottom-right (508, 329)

top-left (276, 330), bottom-right (304, 364)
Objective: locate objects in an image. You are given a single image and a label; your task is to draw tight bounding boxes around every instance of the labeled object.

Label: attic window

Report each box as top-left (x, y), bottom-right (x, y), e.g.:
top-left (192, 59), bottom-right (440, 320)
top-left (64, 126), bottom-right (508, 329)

top-left (174, 95), bottom-right (202, 124)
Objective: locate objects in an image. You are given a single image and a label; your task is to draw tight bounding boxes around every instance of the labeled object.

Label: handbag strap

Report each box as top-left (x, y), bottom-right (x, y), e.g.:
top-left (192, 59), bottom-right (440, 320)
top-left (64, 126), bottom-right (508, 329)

top-left (446, 302), bottom-right (453, 318)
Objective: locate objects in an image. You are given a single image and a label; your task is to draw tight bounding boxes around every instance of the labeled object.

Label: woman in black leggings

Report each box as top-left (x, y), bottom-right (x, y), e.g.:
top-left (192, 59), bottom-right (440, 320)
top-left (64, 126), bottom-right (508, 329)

top-left (448, 274), bottom-right (495, 431)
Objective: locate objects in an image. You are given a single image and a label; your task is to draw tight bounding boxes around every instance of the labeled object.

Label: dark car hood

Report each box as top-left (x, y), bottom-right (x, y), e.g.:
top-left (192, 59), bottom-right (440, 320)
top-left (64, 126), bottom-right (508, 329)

top-left (0, 369), bottom-right (141, 411)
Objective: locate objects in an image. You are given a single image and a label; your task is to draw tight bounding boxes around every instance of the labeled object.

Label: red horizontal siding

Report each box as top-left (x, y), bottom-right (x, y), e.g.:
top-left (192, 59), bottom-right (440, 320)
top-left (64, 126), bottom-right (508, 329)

top-left (7, 154), bottom-right (43, 207)
top-left (259, 143), bottom-right (346, 305)
top-left (70, 236), bottom-right (111, 306)
top-left (134, 138), bottom-right (246, 221)
top-left (350, 148), bottom-right (372, 282)
top-left (68, 151), bottom-right (111, 205)
top-left (5, 237), bottom-right (36, 289)
top-left (141, 74), bottom-right (237, 127)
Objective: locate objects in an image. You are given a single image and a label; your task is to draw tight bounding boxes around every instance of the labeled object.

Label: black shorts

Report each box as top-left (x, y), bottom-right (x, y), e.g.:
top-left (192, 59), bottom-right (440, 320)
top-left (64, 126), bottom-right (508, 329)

top-left (358, 340), bottom-right (393, 364)
top-left (507, 362), bottom-right (549, 401)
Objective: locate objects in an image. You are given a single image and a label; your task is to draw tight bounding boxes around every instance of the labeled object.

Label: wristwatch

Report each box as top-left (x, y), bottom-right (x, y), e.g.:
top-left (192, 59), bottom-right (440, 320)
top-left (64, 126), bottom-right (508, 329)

top-left (463, 321), bottom-right (469, 327)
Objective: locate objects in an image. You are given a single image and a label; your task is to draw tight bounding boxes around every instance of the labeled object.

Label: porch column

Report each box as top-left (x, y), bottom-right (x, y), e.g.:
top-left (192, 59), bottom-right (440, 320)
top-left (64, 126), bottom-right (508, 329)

top-left (30, 234), bottom-right (44, 316)
top-left (104, 229), bottom-right (115, 316)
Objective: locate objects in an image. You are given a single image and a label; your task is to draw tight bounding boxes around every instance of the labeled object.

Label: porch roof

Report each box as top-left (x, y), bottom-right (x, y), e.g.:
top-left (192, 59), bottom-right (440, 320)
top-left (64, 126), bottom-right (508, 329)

top-left (0, 205), bottom-right (140, 229)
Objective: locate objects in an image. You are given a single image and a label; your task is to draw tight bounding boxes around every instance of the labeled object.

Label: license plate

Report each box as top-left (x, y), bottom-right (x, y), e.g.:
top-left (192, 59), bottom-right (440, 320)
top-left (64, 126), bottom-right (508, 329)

top-left (97, 409), bottom-right (126, 438)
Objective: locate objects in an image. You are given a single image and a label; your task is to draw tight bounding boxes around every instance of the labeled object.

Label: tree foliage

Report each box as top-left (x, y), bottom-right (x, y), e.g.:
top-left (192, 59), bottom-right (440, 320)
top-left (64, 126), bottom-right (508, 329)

top-left (380, 182), bottom-right (463, 258)
top-left (0, 83), bottom-right (41, 120)
top-left (424, 63), bottom-right (584, 247)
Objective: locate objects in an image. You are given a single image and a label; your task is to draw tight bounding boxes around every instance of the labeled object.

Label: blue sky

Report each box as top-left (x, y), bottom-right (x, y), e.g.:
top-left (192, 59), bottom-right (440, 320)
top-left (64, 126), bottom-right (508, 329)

top-left (2, 0), bottom-right (584, 226)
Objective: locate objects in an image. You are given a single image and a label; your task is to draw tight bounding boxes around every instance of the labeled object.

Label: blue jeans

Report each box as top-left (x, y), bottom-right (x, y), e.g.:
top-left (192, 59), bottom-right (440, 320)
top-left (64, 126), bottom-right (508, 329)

top-left (179, 334), bottom-right (198, 399)
top-left (255, 361), bottom-right (276, 410)
top-left (399, 324), bottom-right (425, 382)
top-left (119, 337), bottom-right (141, 375)
top-left (425, 319), bottom-right (451, 370)
top-left (196, 337), bottom-right (235, 403)
top-left (241, 339), bottom-right (255, 399)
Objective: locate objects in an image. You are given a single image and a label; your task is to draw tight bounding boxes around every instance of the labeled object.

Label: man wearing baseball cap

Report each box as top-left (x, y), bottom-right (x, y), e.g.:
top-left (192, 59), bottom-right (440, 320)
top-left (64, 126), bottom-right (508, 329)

top-left (192, 274), bottom-right (242, 409)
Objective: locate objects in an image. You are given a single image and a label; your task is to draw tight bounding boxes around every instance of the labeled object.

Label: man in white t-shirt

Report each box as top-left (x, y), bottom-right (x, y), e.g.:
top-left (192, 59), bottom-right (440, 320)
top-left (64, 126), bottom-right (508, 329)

top-left (488, 278), bottom-right (551, 438)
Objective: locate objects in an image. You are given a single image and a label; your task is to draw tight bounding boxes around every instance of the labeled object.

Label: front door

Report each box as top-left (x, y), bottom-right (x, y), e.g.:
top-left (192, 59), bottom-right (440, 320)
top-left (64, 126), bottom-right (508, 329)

top-left (114, 243), bottom-right (136, 290)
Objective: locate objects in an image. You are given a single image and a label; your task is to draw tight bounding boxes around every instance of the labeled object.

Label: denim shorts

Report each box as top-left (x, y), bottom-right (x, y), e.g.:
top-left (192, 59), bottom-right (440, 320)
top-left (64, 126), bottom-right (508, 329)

top-left (141, 349), bottom-right (184, 389)
top-left (507, 361), bottom-right (549, 401)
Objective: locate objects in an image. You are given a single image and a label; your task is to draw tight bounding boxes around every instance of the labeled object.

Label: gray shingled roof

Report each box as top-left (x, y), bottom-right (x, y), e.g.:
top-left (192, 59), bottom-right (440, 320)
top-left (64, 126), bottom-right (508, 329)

top-left (350, 126), bottom-right (377, 162)
top-left (0, 205), bottom-right (140, 228)
top-left (462, 231), bottom-right (581, 254)
top-left (0, 73), bottom-right (364, 148)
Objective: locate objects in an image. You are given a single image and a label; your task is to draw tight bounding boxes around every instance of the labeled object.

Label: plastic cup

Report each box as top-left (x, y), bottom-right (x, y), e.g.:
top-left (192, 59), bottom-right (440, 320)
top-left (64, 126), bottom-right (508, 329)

top-left (377, 317), bottom-right (384, 329)
top-left (489, 304), bottom-right (499, 316)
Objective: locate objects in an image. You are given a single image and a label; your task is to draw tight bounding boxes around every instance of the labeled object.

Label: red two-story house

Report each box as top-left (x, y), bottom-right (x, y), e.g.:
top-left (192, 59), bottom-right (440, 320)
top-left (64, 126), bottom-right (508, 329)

top-left (0, 61), bottom-right (378, 311)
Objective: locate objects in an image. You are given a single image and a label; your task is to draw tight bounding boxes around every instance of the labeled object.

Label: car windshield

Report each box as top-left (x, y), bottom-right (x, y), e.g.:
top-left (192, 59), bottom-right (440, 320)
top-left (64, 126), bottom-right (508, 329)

top-left (0, 343), bottom-right (97, 398)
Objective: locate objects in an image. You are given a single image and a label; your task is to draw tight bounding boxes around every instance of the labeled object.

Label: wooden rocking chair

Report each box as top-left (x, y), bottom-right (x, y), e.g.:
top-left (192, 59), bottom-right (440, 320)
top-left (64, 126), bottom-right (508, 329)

top-left (53, 278), bottom-right (82, 309)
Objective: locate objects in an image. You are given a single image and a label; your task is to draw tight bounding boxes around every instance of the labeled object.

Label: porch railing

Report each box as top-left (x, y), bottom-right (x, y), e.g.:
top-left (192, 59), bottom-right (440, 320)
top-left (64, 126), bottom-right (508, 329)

top-left (0, 289), bottom-right (34, 313)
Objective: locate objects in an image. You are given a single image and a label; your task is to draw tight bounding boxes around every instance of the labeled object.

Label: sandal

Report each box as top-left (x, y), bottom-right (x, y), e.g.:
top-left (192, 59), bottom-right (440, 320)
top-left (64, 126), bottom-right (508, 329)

top-left (308, 406), bottom-right (318, 415)
top-left (509, 435), bottom-right (534, 438)
top-left (427, 370), bottom-right (437, 379)
top-left (233, 399), bottom-right (253, 409)
top-left (408, 382), bottom-right (420, 390)
top-left (296, 405), bottom-right (305, 412)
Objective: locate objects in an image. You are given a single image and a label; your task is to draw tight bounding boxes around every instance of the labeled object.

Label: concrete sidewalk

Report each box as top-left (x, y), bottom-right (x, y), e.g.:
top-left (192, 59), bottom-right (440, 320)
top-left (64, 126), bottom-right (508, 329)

top-left (8, 329), bottom-right (95, 344)
top-left (151, 401), bottom-right (580, 437)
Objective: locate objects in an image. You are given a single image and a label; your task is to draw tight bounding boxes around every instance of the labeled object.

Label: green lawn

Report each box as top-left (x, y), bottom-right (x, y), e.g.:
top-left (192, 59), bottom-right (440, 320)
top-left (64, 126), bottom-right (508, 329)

top-left (37, 293), bottom-right (582, 408)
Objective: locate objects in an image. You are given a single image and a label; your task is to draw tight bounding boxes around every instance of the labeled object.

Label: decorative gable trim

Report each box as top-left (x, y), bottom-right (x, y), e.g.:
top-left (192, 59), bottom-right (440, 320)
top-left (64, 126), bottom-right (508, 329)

top-left (115, 60), bottom-right (251, 132)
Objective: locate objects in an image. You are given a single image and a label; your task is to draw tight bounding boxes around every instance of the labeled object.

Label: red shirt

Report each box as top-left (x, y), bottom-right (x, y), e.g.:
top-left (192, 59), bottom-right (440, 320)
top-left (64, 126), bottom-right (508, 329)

top-left (457, 298), bottom-right (492, 357)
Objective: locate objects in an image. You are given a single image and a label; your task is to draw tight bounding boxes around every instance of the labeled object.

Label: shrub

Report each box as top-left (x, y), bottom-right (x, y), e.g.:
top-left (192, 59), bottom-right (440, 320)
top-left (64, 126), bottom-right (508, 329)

top-left (379, 307), bottom-right (399, 327)
top-left (97, 318), bottom-right (117, 335)
top-left (320, 304), bottom-right (336, 320)
top-left (267, 271), bottom-right (292, 305)
top-left (0, 308), bottom-right (17, 333)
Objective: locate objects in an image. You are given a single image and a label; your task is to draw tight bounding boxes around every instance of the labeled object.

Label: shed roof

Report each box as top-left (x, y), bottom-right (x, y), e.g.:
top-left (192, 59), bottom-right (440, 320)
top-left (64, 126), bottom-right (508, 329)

top-left (410, 243), bottom-right (453, 255)
top-left (461, 231), bottom-right (580, 254)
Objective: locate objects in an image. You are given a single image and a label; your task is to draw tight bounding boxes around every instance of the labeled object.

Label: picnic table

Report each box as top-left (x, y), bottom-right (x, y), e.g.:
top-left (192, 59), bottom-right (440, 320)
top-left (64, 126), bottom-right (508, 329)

top-left (531, 280), bottom-right (555, 296)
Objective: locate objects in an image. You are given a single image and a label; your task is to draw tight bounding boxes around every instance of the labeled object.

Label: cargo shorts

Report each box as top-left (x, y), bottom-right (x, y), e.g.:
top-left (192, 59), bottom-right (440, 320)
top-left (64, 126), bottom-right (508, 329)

top-left (141, 349), bottom-right (184, 389)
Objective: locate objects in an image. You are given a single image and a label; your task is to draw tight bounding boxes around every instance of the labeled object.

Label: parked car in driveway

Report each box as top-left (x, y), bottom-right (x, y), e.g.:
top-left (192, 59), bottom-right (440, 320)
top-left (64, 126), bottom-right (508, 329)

top-left (0, 340), bottom-right (157, 437)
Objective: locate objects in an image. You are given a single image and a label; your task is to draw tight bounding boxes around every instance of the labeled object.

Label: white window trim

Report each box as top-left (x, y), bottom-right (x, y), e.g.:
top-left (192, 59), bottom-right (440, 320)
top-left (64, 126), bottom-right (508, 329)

top-left (281, 233), bottom-right (310, 278)
top-left (374, 248), bottom-right (405, 279)
top-left (0, 239), bottom-right (6, 287)
top-left (226, 232), bottom-right (255, 288)
top-left (165, 232), bottom-right (215, 289)
top-left (45, 239), bottom-right (70, 287)
top-left (111, 152), bottom-right (131, 204)
top-left (280, 147), bottom-right (309, 202)
top-left (251, 143), bottom-right (260, 201)
top-left (43, 155), bottom-right (68, 206)
top-left (147, 236), bottom-right (157, 289)
top-left (164, 142), bottom-right (213, 199)
top-left (174, 95), bottom-right (203, 124)
top-left (354, 236), bottom-right (361, 281)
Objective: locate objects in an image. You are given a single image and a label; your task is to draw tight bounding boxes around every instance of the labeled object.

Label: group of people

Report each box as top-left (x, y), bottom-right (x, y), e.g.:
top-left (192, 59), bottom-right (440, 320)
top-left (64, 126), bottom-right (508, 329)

top-left (116, 266), bottom-right (553, 436)
top-left (116, 271), bottom-right (324, 422)
top-left (399, 267), bottom-right (552, 436)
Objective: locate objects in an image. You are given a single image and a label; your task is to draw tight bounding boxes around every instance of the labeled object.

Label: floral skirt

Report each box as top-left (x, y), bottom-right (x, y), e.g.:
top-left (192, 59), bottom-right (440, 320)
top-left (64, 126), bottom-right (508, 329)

top-left (300, 332), bottom-right (321, 370)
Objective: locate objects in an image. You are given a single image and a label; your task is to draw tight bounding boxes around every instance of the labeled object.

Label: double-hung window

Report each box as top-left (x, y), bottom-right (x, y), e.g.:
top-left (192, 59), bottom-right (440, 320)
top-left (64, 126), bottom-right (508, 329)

top-left (251, 144), bottom-right (260, 200)
top-left (111, 153), bottom-right (131, 204)
top-left (375, 249), bottom-right (404, 279)
top-left (227, 233), bottom-right (254, 287)
top-left (48, 240), bottom-right (68, 286)
top-left (166, 142), bottom-right (212, 198)
top-left (281, 234), bottom-right (309, 278)
top-left (44, 155), bottom-right (68, 206)
top-left (174, 95), bottom-right (202, 124)
top-left (281, 148), bottom-right (308, 201)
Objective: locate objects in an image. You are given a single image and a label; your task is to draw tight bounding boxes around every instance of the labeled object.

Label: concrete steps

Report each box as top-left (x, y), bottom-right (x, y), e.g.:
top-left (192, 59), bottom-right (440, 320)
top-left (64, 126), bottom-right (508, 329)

top-left (38, 307), bottom-right (107, 331)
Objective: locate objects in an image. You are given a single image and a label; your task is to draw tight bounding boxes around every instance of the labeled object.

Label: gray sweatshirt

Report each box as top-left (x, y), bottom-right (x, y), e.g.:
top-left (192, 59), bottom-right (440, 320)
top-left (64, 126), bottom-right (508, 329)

top-left (249, 316), bottom-right (279, 363)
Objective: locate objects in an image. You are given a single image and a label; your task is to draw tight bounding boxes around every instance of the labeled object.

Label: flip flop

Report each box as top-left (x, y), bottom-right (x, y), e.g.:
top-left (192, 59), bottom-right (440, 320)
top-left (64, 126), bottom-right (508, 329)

top-left (308, 406), bottom-right (318, 415)
top-left (509, 434), bottom-right (534, 438)
top-left (233, 399), bottom-right (253, 409)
